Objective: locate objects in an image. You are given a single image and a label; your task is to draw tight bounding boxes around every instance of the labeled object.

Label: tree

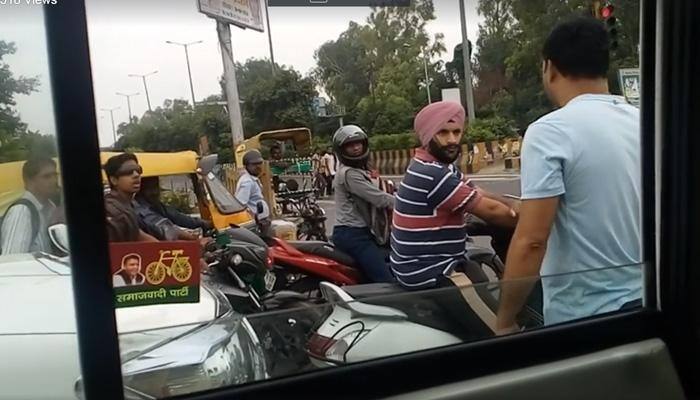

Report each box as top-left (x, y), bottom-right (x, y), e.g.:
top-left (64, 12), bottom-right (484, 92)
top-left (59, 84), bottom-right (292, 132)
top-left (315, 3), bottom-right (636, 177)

top-left (313, 0), bottom-right (446, 134)
top-left (0, 40), bottom-right (55, 162)
top-left (235, 59), bottom-right (317, 136)
top-left (117, 60), bottom-right (317, 163)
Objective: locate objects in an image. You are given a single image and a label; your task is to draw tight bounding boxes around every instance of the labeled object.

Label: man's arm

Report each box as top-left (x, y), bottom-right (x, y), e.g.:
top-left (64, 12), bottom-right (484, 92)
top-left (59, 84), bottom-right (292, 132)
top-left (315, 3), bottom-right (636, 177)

top-left (469, 197), bottom-right (518, 228)
top-left (138, 229), bottom-right (158, 242)
top-left (496, 197), bottom-right (559, 333)
top-left (476, 186), bottom-right (520, 213)
top-left (163, 204), bottom-right (210, 230)
top-left (345, 169), bottom-right (394, 209)
top-left (1, 205), bottom-right (33, 254)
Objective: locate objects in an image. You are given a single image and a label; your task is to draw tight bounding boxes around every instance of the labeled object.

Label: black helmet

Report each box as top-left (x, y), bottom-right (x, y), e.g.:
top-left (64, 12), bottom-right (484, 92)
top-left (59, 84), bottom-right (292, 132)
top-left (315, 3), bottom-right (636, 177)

top-left (332, 125), bottom-right (369, 168)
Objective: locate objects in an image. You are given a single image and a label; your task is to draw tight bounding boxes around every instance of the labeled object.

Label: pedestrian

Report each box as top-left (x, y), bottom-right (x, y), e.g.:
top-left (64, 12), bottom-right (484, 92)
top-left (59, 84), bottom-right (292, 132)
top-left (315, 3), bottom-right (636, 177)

top-left (103, 153), bottom-right (157, 242)
top-left (332, 125), bottom-right (395, 282)
top-left (235, 149), bottom-right (268, 215)
top-left (321, 146), bottom-right (337, 196)
top-left (1, 156), bottom-right (59, 254)
top-left (496, 17), bottom-right (642, 333)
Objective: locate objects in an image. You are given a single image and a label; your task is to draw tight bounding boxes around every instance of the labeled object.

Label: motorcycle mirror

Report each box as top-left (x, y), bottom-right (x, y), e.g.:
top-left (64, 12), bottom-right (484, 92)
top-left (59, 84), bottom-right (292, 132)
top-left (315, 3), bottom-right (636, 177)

top-left (197, 154), bottom-right (218, 175)
top-left (48, 224), bottom-right (70, 255)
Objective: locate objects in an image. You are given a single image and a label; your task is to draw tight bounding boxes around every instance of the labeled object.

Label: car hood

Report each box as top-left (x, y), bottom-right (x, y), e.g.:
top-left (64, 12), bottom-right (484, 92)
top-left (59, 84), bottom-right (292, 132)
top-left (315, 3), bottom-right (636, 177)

top-left (0, 254), bottom-right (219, 335)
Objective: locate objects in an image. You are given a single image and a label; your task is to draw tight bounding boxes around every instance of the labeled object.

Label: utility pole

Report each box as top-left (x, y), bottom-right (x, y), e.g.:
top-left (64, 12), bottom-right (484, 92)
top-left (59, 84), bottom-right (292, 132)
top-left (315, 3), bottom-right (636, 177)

top-left (423, 49), bottom-right (432, 104)
top-left (128, 70), bottom-right (158, 112)
top-left (459, 0), bottom-right (476, 122)
top-left (100, 107), bottom-right (120, 145)
top-left (216, 21), bottom-right (245, 149)
top-left (116, 92), bottom-right (139, 123)
top-left (166, 40), bottom-right (203, 108)
top-left (264, 0), bottom-right (276, 76)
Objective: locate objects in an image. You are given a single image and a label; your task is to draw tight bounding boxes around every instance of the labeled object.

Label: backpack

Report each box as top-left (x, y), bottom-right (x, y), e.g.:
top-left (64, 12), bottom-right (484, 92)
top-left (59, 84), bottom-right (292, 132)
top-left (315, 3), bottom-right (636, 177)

top-left (0, 199), bottom-right (40, 252)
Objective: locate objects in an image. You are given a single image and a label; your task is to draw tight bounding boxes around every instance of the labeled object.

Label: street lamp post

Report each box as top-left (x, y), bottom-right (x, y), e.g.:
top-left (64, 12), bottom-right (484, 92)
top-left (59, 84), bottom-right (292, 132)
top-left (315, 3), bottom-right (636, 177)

top-left (459, 0), bottom-right (476, 121)
top-left (422, 48), bottom-right (432, 104)
top-left (166, 40), bottom-right (203, 108)
top-left (116, 92), bottom-right (139, 123)
top-left (128, 70), bottom-right (158, 112)
top-left (264, 0), bottom-right (276, 76)
top-left (100, 106), bottom-right (120, 145)
top-left (404, 43), bottom-right (432, 104)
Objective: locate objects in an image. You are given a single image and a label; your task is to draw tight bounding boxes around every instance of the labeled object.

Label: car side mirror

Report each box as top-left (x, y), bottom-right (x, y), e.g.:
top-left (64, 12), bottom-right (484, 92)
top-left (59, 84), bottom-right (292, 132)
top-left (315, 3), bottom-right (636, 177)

top-left (197, 154), bottom-right (219, 175)
top-left (48, 224), bottom-right (70, 255)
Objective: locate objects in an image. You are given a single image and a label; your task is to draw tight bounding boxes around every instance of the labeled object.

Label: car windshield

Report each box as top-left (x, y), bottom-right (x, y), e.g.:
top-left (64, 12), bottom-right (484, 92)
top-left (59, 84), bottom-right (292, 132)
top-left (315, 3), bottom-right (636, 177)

top-left (205, 171), bottom-right (247, 214)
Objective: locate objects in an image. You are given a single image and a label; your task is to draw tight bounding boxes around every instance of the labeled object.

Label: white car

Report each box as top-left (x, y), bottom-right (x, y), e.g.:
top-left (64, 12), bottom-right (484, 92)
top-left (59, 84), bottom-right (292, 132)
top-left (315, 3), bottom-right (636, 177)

top-left (0, 229), bottom-right (267, 399)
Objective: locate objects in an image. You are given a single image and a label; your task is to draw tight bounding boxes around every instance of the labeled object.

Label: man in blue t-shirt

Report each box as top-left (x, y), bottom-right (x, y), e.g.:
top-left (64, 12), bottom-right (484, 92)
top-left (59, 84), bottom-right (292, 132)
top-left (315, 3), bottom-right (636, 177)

top-left (496, 17), bottom-right (642, 332)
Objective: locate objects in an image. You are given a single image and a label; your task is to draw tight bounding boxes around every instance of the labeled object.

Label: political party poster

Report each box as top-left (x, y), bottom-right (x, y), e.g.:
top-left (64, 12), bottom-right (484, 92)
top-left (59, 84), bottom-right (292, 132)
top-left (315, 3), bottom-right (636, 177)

top-left (110, 241), bottom-right (200, 308)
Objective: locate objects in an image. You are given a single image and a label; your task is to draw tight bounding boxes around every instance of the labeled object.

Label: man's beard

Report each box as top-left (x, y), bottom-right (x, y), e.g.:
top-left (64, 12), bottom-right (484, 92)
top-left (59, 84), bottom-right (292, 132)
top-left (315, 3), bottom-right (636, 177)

top-left (428, 140), bottom-right (462, 164)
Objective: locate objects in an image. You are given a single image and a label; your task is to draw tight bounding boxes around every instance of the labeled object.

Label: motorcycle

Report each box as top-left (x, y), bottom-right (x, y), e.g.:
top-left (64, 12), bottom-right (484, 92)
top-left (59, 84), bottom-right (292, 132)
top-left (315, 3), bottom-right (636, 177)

top-left (250, 201), bottom-right (366, 292)
top-left (200, 229), bottom-right (327, 375)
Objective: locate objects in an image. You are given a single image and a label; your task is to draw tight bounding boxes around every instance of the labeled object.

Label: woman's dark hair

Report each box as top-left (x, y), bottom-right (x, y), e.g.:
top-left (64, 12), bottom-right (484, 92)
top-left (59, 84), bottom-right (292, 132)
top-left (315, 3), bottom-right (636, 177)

top-left (542, 17), bottom-right (610, 79)
top-left (104, 153), bottom-right (138, 179)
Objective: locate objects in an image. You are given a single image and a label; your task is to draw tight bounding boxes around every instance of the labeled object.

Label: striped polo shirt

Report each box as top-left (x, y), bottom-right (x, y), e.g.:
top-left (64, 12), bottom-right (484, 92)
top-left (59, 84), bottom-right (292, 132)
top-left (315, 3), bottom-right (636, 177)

top-left (390, 149), bottom-right (482, 289)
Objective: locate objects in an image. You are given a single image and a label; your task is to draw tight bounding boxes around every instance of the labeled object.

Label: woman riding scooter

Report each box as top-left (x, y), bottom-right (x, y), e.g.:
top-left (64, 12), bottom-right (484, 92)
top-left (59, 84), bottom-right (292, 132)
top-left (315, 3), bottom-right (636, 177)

top-left (332, 125), bottom-right (395, 283)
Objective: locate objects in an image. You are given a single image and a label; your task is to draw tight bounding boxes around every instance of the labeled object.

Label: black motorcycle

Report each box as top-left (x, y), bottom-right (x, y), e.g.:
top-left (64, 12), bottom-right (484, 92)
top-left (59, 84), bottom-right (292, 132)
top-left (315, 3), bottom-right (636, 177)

top-left (202, 228), bottom-right (327, 375)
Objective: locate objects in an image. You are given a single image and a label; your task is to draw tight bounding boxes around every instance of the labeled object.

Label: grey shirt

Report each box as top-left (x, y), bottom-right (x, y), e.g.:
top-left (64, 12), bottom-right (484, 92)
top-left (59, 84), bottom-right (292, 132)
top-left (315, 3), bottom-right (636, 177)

top-left (334, 165), bottom-right (394, 228)
top-left (1, 191), bottom-right (56, 255)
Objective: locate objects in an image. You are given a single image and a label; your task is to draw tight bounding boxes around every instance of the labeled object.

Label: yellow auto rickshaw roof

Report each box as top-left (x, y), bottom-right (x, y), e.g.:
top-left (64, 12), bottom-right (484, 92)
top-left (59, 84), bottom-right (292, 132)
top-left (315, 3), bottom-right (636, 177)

top-left (100, 151), bottom-right (199, 178)
top-left (0, 151), bottom-right (200, 214)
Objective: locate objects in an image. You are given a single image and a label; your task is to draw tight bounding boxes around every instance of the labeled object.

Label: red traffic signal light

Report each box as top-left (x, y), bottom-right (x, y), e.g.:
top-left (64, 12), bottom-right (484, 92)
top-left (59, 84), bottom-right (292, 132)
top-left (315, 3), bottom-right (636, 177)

top-left (601, 4), bottom-right (614, 19)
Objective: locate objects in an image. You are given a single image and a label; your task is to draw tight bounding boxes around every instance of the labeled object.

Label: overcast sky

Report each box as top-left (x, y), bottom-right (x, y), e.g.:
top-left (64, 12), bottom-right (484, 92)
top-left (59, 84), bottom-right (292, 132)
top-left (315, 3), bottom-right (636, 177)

top-left (1, 0), bottom-right (482, 147)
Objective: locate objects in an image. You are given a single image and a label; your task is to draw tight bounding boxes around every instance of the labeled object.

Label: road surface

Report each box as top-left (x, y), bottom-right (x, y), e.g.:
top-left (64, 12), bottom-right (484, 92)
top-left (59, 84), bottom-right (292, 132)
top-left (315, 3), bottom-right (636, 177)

top-left (319, 175), bottom-right (521, 239)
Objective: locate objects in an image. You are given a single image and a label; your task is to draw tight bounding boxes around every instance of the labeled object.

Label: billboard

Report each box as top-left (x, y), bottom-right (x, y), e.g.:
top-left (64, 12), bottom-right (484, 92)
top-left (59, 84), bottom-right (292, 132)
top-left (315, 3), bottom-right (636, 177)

top-left (198, 0), bottom-right (265, 32)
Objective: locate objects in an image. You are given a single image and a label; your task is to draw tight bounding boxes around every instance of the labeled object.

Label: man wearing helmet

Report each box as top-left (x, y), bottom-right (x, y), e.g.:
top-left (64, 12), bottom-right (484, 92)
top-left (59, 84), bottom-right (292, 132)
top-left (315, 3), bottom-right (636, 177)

top-left (332, 125), bottom-right (395, 282)
top-left (391, 101), bottom-right (518, 290)
top-left (235, 149), bottom-right (267, 215)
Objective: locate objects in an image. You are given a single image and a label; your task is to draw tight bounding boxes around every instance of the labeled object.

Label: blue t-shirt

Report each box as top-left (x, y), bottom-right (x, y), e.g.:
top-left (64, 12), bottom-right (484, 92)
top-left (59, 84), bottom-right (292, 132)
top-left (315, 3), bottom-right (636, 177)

top-left (521, 94), bottom-right (642, 325)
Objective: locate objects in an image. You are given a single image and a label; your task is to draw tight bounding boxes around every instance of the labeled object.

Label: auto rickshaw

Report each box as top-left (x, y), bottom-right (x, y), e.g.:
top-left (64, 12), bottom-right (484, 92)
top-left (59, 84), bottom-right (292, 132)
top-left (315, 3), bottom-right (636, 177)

top-left (99, 151), bottom-right (255, 231)
top-left (234, 127), bottom-right (315, 214)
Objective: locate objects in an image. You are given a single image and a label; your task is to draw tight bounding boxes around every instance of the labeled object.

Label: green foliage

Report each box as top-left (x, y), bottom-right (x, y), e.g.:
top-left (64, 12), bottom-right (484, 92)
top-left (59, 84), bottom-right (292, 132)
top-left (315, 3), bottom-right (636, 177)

top-left (160, 190), bottom-right (194, 214)
top-left (369, 132), bottom-right (419, 151)
top-left (473, 0), bottom-right (640, 129)
top-left (0, 40), bottom-right (55, 162)
top-left (117, 59), bottom-right (316, 164)
top-left (466, 116), bottom-right (517, 143)
top-left (235, 59), bottom-right (317, 136)
top-left (314, 0), bottom-right (445, 134)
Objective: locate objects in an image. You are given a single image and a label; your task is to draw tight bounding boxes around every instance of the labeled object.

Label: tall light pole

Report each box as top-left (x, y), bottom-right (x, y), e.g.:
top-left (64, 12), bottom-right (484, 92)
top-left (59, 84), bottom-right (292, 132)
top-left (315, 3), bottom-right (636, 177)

top-left (100, 106), bottom-right (120, 144)
top-left (404, 43), bottom-right (432, 104)
top-left (116, 92), bottom-right (139, 123)
top-left (264, 0), bottom-right (276, 76)
top-left (128, 70), bottom-right (158, 112)
top-left (459, 0), bottom-right (476, 121)
top-left (166, 40), bottom-right (203, 108)
top-left (422, 48), bottom-right (432, 104)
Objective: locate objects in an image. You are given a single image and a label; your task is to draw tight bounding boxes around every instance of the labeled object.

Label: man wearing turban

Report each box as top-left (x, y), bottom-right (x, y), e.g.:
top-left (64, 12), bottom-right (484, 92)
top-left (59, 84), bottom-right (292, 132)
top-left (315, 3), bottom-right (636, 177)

top-left (390, 101), bottom-right (518, 292)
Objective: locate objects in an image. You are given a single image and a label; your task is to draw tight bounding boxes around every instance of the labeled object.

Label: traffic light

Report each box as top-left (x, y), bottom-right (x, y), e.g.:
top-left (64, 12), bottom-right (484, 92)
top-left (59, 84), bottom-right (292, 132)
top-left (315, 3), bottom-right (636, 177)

top-left (601, 3), bottom-right (619, 50)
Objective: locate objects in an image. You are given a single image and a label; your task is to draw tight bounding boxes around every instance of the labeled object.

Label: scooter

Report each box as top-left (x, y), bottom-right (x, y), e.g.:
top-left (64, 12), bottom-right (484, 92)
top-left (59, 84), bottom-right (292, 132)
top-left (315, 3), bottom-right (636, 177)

top-left (306, 215), bottom-right (544, 367)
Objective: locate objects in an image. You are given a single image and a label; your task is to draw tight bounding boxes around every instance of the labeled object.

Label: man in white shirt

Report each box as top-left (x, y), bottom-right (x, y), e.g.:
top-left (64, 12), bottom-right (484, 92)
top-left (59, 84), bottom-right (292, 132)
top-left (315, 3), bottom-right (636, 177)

top-left (235, 150), bottom-right (268, 215)
top-left (1, 157), bottom-right (59, 255)
top-left (321, 146), bottom-right (337, 196)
